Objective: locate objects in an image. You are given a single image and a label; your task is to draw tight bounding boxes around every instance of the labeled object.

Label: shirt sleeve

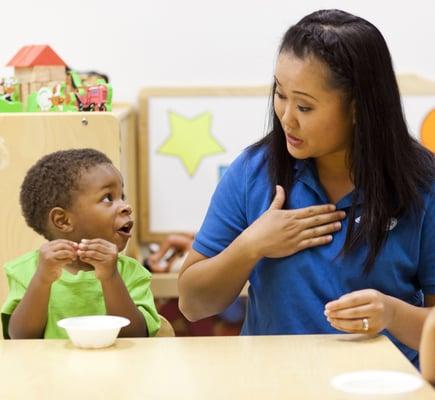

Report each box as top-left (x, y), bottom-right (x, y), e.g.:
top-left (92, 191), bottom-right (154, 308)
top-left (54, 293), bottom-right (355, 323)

top-left (1, 267), bottom-right (27, 338)
top-left (193, 151), bottom-right (249, 257)
top-left (120, 260), bottom-right (161, 337)
top-left (417, 185), bottom-right (435, 295)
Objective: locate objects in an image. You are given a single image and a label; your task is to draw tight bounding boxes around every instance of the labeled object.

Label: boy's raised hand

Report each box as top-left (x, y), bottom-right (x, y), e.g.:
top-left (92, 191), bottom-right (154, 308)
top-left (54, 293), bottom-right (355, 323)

top-left (37, 239), bottom-right (78, 284)
top-left (77, 238), bottom-right (118, 281)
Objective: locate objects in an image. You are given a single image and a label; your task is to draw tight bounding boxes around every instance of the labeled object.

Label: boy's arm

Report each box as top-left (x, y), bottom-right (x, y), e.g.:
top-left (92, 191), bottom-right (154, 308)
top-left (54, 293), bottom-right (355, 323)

top-left (8, 240), bottom-right (77, 339)
top-left (420, 307), bottom-right (435, 384)
top-left (100, 271), bottom-right (149, 337)
top-left (78, 238), bottom-right (150, 337)
top-left (8, 274), bottom-right (52, 338)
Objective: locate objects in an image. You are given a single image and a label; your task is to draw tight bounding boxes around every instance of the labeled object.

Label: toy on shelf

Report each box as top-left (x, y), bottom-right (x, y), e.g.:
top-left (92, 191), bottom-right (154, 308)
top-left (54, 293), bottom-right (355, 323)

top-left (68, 70), bottom-right (112, 112)
top-left (0, 77), bottom-right (22, 112)
top-left (7, 44), bottom-right (67, 106)
top-left (0, 45), bottom-right (112, 113)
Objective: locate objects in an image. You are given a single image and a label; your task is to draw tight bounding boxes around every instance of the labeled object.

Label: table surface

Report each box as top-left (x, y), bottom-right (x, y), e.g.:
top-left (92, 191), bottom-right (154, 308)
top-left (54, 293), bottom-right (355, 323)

top-left (0, 334), bottom-right (434, 399)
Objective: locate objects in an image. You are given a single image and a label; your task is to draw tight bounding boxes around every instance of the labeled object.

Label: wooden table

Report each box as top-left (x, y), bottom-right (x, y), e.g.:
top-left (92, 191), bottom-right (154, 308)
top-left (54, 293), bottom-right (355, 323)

top-left (0, 334), bottom-right (433, 399)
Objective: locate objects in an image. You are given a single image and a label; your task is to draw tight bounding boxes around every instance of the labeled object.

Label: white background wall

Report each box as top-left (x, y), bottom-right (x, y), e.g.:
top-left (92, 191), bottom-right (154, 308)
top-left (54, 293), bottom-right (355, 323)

top-left (0, 0), bottom-right (434, 103)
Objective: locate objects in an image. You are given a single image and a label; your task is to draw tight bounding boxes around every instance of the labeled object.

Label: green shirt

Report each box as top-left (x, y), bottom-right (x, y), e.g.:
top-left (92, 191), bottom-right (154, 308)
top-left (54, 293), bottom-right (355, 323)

top-left (1, 250), bottom-right (161, 338)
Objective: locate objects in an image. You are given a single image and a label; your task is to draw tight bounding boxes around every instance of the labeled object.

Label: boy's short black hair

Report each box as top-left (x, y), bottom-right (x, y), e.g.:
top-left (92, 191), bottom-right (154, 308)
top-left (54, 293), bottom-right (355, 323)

top-left (20, 148), bottom-right (112, 239)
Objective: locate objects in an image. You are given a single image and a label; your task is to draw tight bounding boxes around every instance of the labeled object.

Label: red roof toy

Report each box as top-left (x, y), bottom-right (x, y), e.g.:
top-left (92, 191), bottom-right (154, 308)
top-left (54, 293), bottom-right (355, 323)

top-left (6, 45), bottom-right (67, 104)
top-left (7, 45), bottom-right (66, 67)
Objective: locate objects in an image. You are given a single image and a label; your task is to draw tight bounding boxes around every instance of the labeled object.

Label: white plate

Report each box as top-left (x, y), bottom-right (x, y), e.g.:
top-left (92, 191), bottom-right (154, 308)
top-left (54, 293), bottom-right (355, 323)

top-left (331, 370), bottom-right (423, 395)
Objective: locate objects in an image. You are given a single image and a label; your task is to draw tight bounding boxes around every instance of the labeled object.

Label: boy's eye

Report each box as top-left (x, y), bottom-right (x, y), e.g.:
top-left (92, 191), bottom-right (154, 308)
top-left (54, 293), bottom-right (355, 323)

top-left (102, 193), bottom-right (113, 202)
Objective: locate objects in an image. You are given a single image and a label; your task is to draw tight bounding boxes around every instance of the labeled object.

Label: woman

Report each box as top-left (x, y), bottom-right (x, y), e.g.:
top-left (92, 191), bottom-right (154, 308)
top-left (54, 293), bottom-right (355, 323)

top-left (178, 9), bottom-right (435, 366)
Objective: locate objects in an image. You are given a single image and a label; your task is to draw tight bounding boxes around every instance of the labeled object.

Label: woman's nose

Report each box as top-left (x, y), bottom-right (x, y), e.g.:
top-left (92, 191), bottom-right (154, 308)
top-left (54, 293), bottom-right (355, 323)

top-left (282, 106), bottom-right (298, 130)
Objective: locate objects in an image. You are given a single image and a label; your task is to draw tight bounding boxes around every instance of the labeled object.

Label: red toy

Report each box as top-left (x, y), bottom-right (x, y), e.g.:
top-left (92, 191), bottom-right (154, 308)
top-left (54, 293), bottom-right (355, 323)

top-left (75, 85), bottom-right (108, 111)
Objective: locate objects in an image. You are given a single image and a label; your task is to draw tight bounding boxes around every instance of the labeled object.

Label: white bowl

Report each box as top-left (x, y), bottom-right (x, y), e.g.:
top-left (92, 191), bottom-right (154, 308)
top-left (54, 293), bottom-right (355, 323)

top-left (57, 315), bottom-right (130, 349)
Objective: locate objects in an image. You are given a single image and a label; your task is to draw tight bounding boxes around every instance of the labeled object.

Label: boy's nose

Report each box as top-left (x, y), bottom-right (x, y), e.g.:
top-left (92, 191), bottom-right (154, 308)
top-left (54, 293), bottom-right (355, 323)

top-left (122, 204), bottom-right (132, 215)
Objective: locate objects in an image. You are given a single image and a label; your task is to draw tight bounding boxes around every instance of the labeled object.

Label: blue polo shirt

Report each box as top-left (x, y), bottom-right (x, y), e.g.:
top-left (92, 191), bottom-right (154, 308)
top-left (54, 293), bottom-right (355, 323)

top-left (193, 146), bottom-right (435, 366)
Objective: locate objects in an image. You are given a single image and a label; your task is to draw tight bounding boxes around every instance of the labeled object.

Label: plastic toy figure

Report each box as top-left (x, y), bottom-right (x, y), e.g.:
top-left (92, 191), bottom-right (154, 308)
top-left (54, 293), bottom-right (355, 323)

top-left (76, 85), bottom-right (108, 111)
top-left (0, 77), bottom-right (22, 112)
top-left (68, 70), bottom-right (112, 112)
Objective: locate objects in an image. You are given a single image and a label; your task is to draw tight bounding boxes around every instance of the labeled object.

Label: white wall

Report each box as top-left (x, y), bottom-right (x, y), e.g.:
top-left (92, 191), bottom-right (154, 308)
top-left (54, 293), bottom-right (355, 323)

top-left (1, 0), bottom-right (434, 102)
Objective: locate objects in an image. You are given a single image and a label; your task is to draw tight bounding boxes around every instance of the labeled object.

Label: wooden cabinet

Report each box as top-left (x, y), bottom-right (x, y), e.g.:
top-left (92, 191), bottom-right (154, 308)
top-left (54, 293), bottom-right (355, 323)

top-left (0, 105), bottom-right (140, 336)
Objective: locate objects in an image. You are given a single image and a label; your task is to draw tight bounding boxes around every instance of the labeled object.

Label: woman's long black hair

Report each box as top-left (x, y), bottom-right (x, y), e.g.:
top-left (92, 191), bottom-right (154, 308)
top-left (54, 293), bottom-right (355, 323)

top-left (251, 9), bottom-right (434, 273)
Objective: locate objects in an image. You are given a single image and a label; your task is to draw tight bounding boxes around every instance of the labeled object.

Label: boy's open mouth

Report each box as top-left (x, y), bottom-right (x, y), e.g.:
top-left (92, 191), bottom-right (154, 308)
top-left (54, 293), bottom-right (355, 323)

top-left (117, 220), bottom-right (134, 236)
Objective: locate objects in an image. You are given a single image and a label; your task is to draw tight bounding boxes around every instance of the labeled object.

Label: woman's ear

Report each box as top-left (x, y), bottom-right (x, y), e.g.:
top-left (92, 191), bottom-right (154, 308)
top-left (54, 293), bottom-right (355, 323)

top-left (48, 207), bottom-right (73, 233)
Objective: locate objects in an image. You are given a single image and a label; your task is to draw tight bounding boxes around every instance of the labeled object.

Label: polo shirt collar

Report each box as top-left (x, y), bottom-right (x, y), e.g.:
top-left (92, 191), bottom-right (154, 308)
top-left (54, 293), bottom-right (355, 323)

top-left (293, 158), bottom-right (363, 209)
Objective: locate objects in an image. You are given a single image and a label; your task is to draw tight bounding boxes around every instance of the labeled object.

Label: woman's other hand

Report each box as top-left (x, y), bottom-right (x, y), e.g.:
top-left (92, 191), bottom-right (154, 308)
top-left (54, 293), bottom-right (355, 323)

top-left (324, 289), bottom-right (395, 334)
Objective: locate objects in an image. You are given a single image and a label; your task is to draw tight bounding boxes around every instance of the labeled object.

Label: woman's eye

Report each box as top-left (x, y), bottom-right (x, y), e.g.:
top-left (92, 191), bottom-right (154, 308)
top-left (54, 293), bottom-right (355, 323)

top-left (102, 194), bottom-right (113, 203)
top-left (297, 105), bottom-right (312, 112)
top-left (274, 91), bottom-right (286, 100)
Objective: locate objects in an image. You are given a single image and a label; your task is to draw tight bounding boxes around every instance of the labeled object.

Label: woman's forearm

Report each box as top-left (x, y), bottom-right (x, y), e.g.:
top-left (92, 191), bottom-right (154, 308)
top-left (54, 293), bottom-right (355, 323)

top-left (178, 234), bottom-right (260, 321)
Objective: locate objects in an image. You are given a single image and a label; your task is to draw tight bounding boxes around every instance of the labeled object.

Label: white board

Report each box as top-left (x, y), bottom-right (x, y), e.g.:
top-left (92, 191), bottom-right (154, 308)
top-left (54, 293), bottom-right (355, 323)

top-left (148, 91), bottom-right (269, 233)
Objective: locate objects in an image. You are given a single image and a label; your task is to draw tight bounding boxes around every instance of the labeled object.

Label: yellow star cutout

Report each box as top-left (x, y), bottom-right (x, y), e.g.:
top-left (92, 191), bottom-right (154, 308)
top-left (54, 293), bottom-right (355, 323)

top-left (157, 111), bottom-right (225, 176)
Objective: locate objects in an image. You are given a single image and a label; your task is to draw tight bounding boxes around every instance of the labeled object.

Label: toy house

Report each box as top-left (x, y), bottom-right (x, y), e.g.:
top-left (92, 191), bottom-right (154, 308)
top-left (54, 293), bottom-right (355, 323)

top-left (7, 45), bottom-right (67, 105)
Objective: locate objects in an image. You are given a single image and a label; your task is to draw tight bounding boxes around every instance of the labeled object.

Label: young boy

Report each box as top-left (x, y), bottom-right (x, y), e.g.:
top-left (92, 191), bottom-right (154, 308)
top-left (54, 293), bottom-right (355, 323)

top-left (1, 148), bottom-right (160, 339)
top-left (421, 307), bottom-right (435, 384)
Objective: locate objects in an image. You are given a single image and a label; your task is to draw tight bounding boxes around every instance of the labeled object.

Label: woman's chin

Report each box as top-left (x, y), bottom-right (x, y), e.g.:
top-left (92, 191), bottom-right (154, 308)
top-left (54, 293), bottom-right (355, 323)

top-left (287, 144), bottom-right (309, 159)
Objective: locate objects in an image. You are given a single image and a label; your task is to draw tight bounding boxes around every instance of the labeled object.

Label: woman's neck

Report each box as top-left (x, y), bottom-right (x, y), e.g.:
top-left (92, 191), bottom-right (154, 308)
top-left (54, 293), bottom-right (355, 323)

top-left (315, 153), bottom-right (354, 204)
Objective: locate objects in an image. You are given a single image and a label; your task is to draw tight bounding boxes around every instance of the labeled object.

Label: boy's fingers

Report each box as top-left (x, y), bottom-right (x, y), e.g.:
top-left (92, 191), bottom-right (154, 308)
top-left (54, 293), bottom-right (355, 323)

top-left (49, 239), bottom-right (78, 247)
top-left (78, 242), bottom-right (114, 255)
top-left (78, 250), bottom-right (105, 261)
top-left (53, 250), bottom-right (77, 261)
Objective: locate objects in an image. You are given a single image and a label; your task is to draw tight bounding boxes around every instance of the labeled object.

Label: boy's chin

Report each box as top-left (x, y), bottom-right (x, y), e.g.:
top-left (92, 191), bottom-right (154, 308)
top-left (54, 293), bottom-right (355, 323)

top-left (115, 238), bottom-right (129, 252)
top-left (117, 244), bottom-right (128, 252)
